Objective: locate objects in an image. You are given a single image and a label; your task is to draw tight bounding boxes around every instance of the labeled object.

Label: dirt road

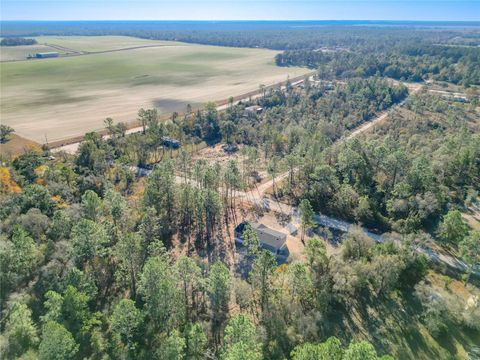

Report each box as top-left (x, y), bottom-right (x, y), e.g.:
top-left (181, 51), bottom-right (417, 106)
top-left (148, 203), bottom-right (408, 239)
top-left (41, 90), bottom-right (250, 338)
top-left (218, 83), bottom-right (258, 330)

top-left (126, 78), bottom-right (472, 274)
top-left (232, 83), bottom-right (473, 274)
top-left (44, 43), bottom-right (84, 55)
top-left (346, 82), bottom-right (422, 140)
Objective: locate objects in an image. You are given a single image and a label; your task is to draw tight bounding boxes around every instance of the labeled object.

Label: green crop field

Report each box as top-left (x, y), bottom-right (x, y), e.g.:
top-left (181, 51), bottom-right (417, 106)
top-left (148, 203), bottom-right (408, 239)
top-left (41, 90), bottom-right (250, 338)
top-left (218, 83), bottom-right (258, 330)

top-left (0, 36), bottom-right (309, 143)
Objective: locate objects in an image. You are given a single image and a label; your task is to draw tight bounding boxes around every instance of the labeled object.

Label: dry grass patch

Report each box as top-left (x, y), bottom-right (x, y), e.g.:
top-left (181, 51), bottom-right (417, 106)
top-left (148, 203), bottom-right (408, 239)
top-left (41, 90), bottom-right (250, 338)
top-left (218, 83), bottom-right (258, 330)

top-left (0, 134), bottom-right (40, 159)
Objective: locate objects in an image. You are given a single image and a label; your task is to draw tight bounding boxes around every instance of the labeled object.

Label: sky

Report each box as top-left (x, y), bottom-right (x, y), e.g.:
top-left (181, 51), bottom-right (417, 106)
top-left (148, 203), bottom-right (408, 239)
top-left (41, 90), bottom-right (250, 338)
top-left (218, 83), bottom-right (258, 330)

top-left (1, 0), bottom-right (479, 21)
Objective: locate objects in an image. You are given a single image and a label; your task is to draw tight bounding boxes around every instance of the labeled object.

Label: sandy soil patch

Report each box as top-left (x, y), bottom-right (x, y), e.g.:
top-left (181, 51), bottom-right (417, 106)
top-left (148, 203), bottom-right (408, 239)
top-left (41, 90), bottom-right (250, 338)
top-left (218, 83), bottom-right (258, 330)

top-left (191, 143), bottom-right (246, 166)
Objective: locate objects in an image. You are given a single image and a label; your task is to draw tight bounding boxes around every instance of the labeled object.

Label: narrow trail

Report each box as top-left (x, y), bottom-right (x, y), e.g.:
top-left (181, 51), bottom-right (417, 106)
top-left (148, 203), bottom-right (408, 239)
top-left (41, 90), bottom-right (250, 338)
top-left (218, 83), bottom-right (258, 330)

top-left (241, 82), bottom-right (422, 203)
top-left (427, 89), bottom-right (469, 99)
top-left (44, 42), bottom-right (84, 54)
top-left (81, 44), bottom-right (186, 55)
top-left (345, 83), bottom-right (421, 140)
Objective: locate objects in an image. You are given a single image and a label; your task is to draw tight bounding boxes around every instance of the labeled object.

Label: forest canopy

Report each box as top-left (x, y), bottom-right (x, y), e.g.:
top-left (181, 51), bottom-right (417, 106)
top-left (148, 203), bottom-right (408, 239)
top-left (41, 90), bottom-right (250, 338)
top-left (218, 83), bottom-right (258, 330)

top-left (1, 21), bottom-right (480, 360)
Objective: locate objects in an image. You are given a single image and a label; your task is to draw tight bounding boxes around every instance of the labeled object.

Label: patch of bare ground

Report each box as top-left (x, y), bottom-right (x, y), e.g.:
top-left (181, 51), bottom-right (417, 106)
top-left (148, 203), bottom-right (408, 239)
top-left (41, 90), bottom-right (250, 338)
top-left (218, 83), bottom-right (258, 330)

top-left (462, 201), bottom-right (480, 232)
top-left (0, 134), bottom-right (40, 159)
top-left (191, 143), bottom-right (246, 166)
top-left (235, 201), bottom-right (339, 263)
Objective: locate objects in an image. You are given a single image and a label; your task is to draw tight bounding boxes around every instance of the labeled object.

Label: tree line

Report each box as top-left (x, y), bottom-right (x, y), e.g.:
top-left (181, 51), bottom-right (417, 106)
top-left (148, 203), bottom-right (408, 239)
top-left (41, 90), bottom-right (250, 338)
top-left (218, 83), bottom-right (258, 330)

top-left (0, 37), bottom-right (37, 46)
top-left (276, 44), bottom-right (480, 86)
top-left (2, 21), bottom-right (478, 50)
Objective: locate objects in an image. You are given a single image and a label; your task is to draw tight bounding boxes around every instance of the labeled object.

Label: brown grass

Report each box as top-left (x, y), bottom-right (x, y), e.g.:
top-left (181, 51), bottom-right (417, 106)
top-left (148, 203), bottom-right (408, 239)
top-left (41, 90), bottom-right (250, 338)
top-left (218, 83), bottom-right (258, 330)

top-left (0, 134), bottom-right (40, 159)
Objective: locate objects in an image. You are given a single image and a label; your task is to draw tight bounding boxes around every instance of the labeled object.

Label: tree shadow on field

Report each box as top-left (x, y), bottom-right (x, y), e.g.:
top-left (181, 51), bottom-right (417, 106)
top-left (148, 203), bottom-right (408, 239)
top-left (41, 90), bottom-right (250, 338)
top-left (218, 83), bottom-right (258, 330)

top-left (324, 290), bottom-right (465, 360)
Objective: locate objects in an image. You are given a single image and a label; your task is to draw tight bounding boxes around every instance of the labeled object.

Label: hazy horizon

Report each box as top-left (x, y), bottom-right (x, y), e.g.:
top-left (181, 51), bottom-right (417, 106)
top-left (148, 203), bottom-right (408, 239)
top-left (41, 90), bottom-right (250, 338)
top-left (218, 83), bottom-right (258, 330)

top-left (2, 20), bottom-right (480, 23)
top-left (2, 1), bottom-right (479, 22)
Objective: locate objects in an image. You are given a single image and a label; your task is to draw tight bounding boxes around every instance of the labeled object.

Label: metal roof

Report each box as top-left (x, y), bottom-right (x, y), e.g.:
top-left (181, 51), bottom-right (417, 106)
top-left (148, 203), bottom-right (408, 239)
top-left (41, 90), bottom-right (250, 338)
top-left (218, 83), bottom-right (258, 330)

top-left (236, 221), bottom-right (287, 251)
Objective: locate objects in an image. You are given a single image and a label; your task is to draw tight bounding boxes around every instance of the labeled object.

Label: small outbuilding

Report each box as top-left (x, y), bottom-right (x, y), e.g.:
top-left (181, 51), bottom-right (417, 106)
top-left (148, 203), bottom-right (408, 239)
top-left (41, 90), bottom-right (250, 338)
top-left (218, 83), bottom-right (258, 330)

top-left (35, 52), bottom-right (59, 58)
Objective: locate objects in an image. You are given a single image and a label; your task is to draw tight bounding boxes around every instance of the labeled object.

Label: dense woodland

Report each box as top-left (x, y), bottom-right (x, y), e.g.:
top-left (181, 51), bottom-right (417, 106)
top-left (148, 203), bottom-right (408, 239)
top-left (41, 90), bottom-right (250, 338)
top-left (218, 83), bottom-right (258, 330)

top-left (276, 44), bottom-right (480, 86)
top-left (297, 92), bottom-right (480, 232)
top-left (1, 77), bottom-right (479, 359)
top-left (2, 20), bottom-right (480, 49)
top-left (1, 24), bottom-right (480, 360)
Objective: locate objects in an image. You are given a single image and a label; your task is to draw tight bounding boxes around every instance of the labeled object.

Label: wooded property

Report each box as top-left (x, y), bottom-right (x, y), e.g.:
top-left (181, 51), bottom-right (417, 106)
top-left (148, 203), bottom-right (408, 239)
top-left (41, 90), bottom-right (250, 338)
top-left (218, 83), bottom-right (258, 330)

top-left (0, 20), bottom-right (479, 360)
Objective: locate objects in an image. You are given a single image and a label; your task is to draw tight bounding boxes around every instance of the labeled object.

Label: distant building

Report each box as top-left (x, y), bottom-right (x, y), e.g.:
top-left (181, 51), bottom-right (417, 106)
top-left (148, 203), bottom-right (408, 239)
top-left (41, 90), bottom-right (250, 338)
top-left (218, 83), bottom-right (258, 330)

top-left (235, 221), bottom-right (288, 259)
top-left (35, 52), bottom-right (59, 59)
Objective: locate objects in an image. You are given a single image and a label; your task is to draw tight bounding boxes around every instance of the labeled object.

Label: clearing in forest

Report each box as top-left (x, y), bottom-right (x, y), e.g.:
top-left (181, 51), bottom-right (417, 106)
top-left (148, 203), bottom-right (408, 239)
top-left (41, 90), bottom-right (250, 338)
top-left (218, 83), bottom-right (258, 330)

top-left (0, 36), bottom-right (309, 143)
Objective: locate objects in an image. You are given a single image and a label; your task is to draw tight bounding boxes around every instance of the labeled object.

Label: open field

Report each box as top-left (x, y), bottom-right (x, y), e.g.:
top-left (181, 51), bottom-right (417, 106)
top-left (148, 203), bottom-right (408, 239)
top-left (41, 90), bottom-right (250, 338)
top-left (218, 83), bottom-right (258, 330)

top-left (34, 35), bottom-right (186, 52)
top-left (0, 44), bottom-right (67, 61)
top-left (0, 36), bottom-right (309, 143)
top-left (0, 36), bottom-right (184, 61)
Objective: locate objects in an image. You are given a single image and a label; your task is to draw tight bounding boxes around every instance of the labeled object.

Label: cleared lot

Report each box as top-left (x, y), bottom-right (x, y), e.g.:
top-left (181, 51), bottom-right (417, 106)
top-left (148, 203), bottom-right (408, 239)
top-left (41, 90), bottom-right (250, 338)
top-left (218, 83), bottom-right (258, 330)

top-left (1, 37), bottom-right (308, 143)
